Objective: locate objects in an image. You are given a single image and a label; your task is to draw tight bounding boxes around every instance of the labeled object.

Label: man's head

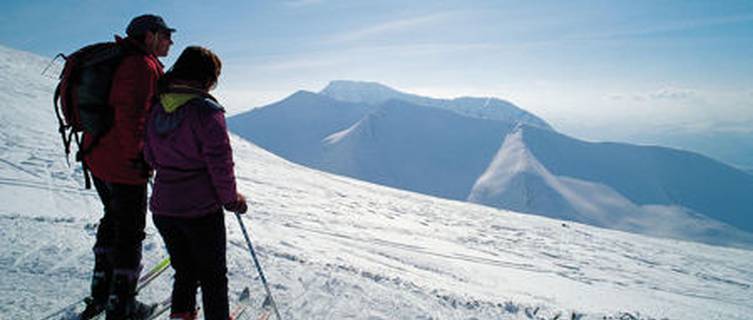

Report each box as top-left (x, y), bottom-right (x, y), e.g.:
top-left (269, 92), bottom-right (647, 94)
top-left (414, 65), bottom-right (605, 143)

top-left (126, 14), bottom-right (175, 57)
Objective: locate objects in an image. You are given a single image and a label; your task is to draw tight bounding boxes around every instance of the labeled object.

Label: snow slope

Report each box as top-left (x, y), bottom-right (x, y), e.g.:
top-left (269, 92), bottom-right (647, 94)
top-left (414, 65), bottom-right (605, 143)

top-left (469, 127), bottom-right (753, 248)
top-left (3, 44), bottom-right (753, 320)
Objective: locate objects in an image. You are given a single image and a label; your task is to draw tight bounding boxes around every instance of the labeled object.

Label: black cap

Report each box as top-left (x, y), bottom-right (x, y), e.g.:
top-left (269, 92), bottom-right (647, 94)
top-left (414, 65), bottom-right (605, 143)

top-left (126, 14), bottom-right (176, 37)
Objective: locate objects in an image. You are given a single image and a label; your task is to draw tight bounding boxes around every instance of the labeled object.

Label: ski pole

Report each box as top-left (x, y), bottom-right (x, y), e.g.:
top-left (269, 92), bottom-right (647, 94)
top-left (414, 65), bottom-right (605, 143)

top-left (235, 213), bottom-right (283, 320)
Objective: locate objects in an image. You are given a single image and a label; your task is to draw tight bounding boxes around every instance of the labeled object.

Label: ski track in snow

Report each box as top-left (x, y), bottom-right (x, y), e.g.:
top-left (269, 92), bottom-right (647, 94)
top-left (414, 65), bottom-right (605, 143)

top-left (1, 44), bottom-right (753, 319)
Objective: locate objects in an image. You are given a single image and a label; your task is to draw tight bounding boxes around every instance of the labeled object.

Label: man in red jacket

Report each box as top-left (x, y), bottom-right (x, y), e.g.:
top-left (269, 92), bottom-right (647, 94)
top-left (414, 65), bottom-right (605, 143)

top-left (80, 14), bottom-right (174, 320)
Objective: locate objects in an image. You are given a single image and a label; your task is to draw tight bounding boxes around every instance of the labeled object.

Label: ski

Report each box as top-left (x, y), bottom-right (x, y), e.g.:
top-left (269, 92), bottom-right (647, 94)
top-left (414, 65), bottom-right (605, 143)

top-left (40, 256), bottom-right (171, 320)
top-left (231, 287), bottom-right (273, 320)
top-left (88, 257), bottom-right (172, 320)
top-left (145, 296), bottom-right (172, 320)
top-left (138, 287), bottom-right (264, 320)
top-left (229, 287), bottom-right (251, 320)
top-left (146, 297), bottom-right (209, 320)
top-left (230, 303), bottom-right (249, 320)
top-left (255, 295), bottom-right (273, 320)
top-left (257, 310), bottom-right (271, 320)
top-left (137, 257), bottom-right (172, 292)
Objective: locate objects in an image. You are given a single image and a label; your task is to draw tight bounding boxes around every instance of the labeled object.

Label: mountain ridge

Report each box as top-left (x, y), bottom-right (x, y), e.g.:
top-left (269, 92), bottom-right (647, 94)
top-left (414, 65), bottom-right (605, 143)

top-left (518, 124), bottom-right (753, 232)
top-left (320, 80), bottom-right (552, 129)
top-left (469, 126), bottom-right (753, 247)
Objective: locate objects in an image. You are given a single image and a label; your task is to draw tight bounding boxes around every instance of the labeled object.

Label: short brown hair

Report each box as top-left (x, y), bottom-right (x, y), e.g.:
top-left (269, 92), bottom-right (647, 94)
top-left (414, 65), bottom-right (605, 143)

top-left (162, 46), bottom-right (222, 91)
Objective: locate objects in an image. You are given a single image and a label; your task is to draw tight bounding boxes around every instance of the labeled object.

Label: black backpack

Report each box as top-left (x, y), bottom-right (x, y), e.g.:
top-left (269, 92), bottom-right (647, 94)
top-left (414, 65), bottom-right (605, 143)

top-left (53, 42), bottom-right (128, 188)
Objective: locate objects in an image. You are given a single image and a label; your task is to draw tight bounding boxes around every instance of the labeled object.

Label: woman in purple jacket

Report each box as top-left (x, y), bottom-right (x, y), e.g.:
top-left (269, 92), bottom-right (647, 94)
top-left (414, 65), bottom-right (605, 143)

top-left (144, 46), bottom-right (247, 320)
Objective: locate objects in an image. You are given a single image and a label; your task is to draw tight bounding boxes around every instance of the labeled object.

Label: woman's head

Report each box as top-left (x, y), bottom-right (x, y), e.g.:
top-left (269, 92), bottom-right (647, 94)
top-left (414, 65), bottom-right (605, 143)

top-left (163, 46), bottom-right (222, 91)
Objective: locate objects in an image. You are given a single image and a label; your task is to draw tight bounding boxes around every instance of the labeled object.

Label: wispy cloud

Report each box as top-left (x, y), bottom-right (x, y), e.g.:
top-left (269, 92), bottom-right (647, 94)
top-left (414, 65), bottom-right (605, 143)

top-left (283, 0), bottom-right (324, 8)
top-left (256, 55), bottom-right (344, 71)
top-left (712, 120), bottom-right (753, 134)
top-left (252, 42), bottom-right (495, 72)
top-left (649, 87), bottom-right (695, 100)
top-left (608, 86), bottom-right (695, 102)
top-left (601, 14), bottom-right (752, 40)
top-left (528, 13), bottom-right (753, 48)
top-left (607, 93), bottom-right (648, 102)
top-left (327, 12), bottom-right (455, 43)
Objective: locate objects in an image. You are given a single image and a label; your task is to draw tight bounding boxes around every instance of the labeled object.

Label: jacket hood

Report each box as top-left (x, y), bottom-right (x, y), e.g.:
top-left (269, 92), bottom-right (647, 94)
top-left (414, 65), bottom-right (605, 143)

top-left (160, 93), bottom-right (200, 113)
top-left (152, 89), bottom-right (224, 136)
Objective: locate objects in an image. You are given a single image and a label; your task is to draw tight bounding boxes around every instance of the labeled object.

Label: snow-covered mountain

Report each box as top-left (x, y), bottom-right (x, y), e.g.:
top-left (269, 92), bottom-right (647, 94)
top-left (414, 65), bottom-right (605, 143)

top-left (4, 44), bottom-right (753, 320)
top-left (320, 100), bottom-right (514, 201)
top-left (228, 90), bottom-right (374, 168)
top-left (226, 87), bottom-right (531, 201)
top-left (469, 125), bottom-right (753, 247)
top-left (321, 80), bottom-right (552, 129)
top-left (230, 81), bottom-right (753, 248)
top-left (228, 82), bottom-right (551, 202)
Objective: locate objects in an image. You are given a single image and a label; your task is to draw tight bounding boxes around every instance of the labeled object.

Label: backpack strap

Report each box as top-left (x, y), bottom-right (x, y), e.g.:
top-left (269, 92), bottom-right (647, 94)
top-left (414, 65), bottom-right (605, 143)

top-left (53, 57), bottom-right (92, 189)
top-left (53, 68), bottom-right (82, 167)
top-left (75, 132), bottom-right (104, 190)
top-left (53, 83), bottom-right (69, 161)
top-left (201, 97), bottom-right (225, 113)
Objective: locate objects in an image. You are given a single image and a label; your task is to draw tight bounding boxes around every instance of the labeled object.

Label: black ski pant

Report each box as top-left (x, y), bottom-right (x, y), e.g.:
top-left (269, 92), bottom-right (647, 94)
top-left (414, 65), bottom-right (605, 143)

top-left (92, 175), bottom-right (147, 280)
top-left (154, 211), bottom-right (229, 320)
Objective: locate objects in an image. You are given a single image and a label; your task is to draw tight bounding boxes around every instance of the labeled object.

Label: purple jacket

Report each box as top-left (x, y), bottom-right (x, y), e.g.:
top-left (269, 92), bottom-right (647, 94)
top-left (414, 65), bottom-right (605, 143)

top-left (144, 90), bottom-right (238, 218)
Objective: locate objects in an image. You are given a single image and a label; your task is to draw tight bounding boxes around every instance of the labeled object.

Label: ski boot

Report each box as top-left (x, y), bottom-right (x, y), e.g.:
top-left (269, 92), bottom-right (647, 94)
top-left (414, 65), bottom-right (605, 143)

top-left (79, 254), bottom-right (112, 319)
top-left (106, 272), bottom-right (156, 320)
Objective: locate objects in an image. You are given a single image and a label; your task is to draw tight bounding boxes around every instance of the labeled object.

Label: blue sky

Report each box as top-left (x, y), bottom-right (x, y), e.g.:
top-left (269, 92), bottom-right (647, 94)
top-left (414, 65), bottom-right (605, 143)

top-left (2, 0), bottom-right (752, 141)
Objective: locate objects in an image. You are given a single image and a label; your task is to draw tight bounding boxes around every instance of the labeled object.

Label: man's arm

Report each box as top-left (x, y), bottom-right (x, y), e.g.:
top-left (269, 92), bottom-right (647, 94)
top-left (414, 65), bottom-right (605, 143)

top-left (109, 56), bottom-right (159, 163)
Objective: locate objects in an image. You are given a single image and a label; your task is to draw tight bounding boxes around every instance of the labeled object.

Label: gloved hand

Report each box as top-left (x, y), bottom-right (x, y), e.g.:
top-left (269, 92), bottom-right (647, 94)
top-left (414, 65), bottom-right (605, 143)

top-left (224, 193), bottom-right (248, 214)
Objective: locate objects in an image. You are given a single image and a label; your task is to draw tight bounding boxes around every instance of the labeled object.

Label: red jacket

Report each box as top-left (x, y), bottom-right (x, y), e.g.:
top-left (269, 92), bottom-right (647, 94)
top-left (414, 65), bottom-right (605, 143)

top-left (84, 36), bottom-right (164, 185)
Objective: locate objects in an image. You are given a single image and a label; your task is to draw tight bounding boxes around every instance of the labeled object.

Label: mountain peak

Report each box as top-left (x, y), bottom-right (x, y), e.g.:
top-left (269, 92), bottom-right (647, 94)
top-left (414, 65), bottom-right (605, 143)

top-left (319, 80), bottom-right (552, 129)
top-left (320, 80), bottom-right (406, 105)
top-left (322, 80), bottom-right (398, 92)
